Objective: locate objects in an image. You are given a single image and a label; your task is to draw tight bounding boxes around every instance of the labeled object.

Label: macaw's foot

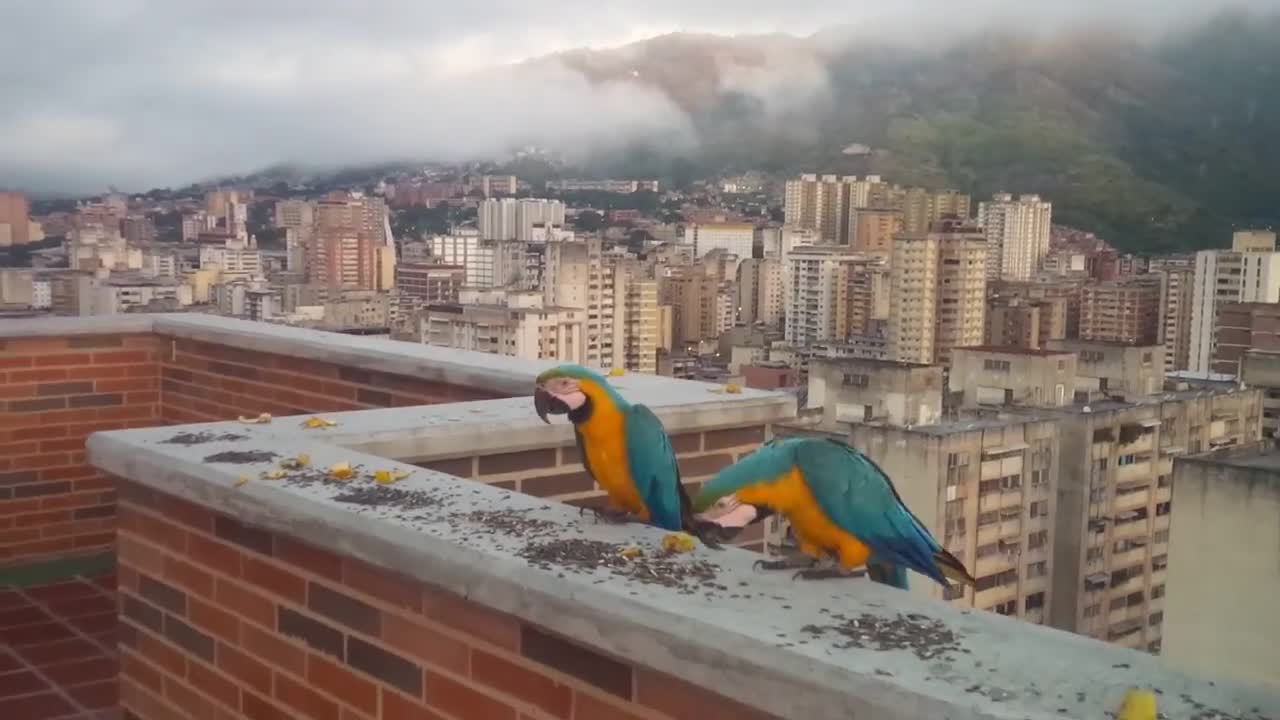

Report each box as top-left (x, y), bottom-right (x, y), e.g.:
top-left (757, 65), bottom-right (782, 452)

top-left (687, 519), bottom-right (730, 550)
top-left (578, 506), bottom-right (636, 525)
top-left (753, 554), bottom-right (818, 572)
top-left (792, 566), bottom-right (857, 582)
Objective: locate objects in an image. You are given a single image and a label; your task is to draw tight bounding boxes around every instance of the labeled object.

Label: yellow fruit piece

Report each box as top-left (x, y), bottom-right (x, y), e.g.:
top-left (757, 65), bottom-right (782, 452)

top-left (724, 383), bottom-right (742, 394)
top-left (1116, 689), bottom-right (1157, 720)
top-left (375, 469), bottom-right (410, 485)
top-left (237, 413), bottom-right (272, 424)
top-left (234, 475), bottom-right (250, 487)
top-left (608, 368), bottom-right (626, 377)
top-left (618, 547), bottom-right (643, 559)
top-left (662, 533), bottom-right (697, 554)
top-left (261, 470), bottom-right (287, 480)
top-left (328, 463), bottom-right (356, 480)
top-left (302, 417), bottom-right (338, 429)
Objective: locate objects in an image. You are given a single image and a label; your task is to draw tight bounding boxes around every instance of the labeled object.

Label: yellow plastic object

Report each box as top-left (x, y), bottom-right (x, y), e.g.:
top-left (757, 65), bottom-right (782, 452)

top-left (1116, 689), bottom-right (1157, 720)
top-left (281, 454), bottom-right (311, 470)
top-left (608, 368), bottom-right (626, 377)
top-left (662, 533), bottom-right (697, 554)
top-left (302, 417), bottom-right (338, 429)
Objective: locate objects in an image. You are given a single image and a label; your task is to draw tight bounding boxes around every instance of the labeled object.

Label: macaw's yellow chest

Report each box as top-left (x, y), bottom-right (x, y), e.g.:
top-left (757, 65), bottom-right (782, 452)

top-left (736, 468), bottom-right (871, 569)
top-left (577, 410), bottom-right (648, 518)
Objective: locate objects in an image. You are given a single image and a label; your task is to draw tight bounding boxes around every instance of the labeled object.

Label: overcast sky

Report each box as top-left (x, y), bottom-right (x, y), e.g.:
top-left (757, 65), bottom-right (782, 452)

top-left (0, 1), bottom-right (1274, 195)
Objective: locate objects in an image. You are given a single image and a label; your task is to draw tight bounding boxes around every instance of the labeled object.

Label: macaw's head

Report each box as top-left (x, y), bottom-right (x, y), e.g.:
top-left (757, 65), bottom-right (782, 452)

top-left (533, 364), bottom-right (602, 424)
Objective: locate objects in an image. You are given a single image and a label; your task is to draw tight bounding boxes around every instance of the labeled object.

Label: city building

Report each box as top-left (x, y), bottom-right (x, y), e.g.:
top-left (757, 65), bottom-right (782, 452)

top-left (396, 261), bottom-right (466, 306)
top-left (478, 198), bottom-right (565, 242)
top-left (274, 199), bottom-right (314, 239)
top-left (887, 220), bottom-right (988, 365)
top-left (543, 236), bottom-right (620, 370)
top-left (736, 257), bottom-right (782, 328)
top-left (806, 357), bottom-right (944, 429)
top-left (848, 208), bottom-right (902, 258)
top-left (1241, 350), bottom-right (1280, 442)
top-left (199, 237), bottom-right (262, 280)
top-left (414, 288), bottom-right (585, 362)
top-left (784, 246), bottom-right (866, 347)
top-left (121, 215), bottom-right (156, 245)
top-left (1080, 276), bottom-right (1161, 346)
top-left (0, 191), bottom-right (31, 246)
top-left (1046, 340), bottom-right (1165, 400)
top-left (1157, 268), bottom-right (1194, 374)
top-left (899, 187), bottom-right (971, 235)
top-left (993, 277), bottom-right (1084, 340)
top-left (1212, 302), bottom-right (1280, 376)
top-left (480, 174), bottom-right (518, 197)
top-left (308, 193), bottom-right (392, 290)
top-left (659, 264), bottom-right (724, 349)
top-left (948, 347), bottom-right (1077, 408)
top-left (545, 179), bottom-right (658, 193)
top-left (1188, 230), bottom-right (1280, 374)
top-left (689, 222), bottom-right (754, 260)
top-left (985, 296), bottom-right (1066, 350)
top-left (618, 273), bottom-right (658, 375)
top-left (1165, 444), bottom-right (1280, 689)
top-left (978, 193), bottom-right (1053, 281)
top-left (783, 174), bottom-right (851, 245)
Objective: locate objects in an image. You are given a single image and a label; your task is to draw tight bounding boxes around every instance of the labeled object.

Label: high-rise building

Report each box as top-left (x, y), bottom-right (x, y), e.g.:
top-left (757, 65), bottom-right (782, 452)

top-left (415, 288), bottom-right (584, 362)
top-left (307, 194), bottom-right (391, 290)
top-left (617, 271), bottom-right (659, 375)
top-left (659, 263), bottom-right (730, 349)
top-left (1157, 268), bottom-right (1194, 374)
top-left (899, 188), bottom-right (972, 234)
top-left (887, 220), bottom-right (989, 365)
top-left (784, 246), bottom-right (874, 347)
top-left (122, 216), bottom-right (157, 245)
top-left (690, 222), bottom-right (754, 260)
top-left (848, 208), bottom-right (902, 259)
top-left (986, 297), bottom-right (1045, 350)
top-left (1212, 302), bottom-right (1280, 375)
top-left (736, 258), bottom-right (782, 328)
top-left (274, 200), bottom-right (314, 238)
top-left (480, 175), bottom-right (518, 197)
top-left (396, 261), bottom-right (466, 306)
top-left (204, 189), bottom-right (242, 220)
top-left (199, 238), bottom-right (262, 280)
top-left (978, 194), bottom-right (1053, 281)
top-left (783, 174), bottom-right (851, 245)
top-left (429, 232), bottom-right (523, 288)
top-left (1080, 277), bottom-right (1161, 346)
top-left (544, 237), bottom-right (619, 370)
top-left (1188, 230), bottom-right (1280, 374)
top-left (479, 198), bottom-right (565, 242)
top-left (0, 191), bottom-right (31, 247)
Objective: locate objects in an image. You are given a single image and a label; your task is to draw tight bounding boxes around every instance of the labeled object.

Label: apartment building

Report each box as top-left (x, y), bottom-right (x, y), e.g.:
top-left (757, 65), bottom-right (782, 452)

top-left (544, 236), bottom-right (620, 370)
top-left (806, 357), bottom-right (944, 429)
top-left (736, 257), bottom-right (782, 328)
top-left (415, 289), bottom-right (585, 362)
top-left (1241, 350), bottom-right (1280, 441)
top-left (1188, 230), bottom-right (1280, 374)
top-left (395, 261), bottom-right (466, 305)
top-left (1157, 268), bottom-right (1194, 373)
top-left (992, 278), bottom-right (1084, 340)
top-left (783, 174), bottom-right (854, 245)
top-left (0, 191), bottom-right (32, 246)
top-left (887, 219), bottom-right (988, 365)
top-left (479, 198), bottom-right (566, 242)
top-left (618, 274), bottom-right (659, 375)
top-left (847, 208), bottom-right (902, 258)
top-left (985, 296), bottom-right (1066, 350)
top-left (1080, 276), bottom-right (1161, 346)
top-left (949, 347), bottom-right (1077, 408)
top-left (899, 187), bottom-right (971, 234)
top-left (1213, 302), bottom-right (1280, 376)
top-left (978, 193), bottom-right (1053, 281)
top-left (690, 222), bottom-right (755, 260)
top-left (428, 232), bottom-right (524, 288)
top-left (784, 246), bottom-right (870, 346)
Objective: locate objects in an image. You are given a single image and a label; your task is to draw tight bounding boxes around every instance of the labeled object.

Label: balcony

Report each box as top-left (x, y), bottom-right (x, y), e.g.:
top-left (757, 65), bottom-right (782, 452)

top-left (3, 315), bottom-right (1278, 720)
top-left (1113, 486), bottom-right (1150, 512)
top-left (1115, 461), bottom-right (1152, 484)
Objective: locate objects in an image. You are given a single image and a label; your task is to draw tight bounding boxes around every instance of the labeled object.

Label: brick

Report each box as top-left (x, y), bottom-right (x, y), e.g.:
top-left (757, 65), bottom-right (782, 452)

top-left (72, 504), bottom-right (114, 520)
top-left (215, 578), bottom-right (273, 628)
top-left (66, 679), bottom-right (117, 710)
top-left (275, 670), bottom-right (341, 720)
top-left (13, 481), bottom-right (70, 498)
top-left (423, 671), bottom-right (516, 720)
top-left (521, 470), bottom-right (595, 496)
top-left (214, 515), bottom-right (275, 556)
top-left (572, 691), bottom-right (651, 720)
top-left (277, 537), bottom-right (343, 582)
top-left (42, 437), bottom-right (92, 453)
top-left (132, 510), bottom-right (187, 550)
top-left (342, 560), bottom-right (420, 613)
top-left (161, 675), bottom-right (215, 718)
top-left (0, 691), bottom-right (77, 719)
top-left (68, 394), bottom-right (123, 408)
top-left (635, 669), bottom-right (782, 720)
top-left (188, 658), bottom-right (241, 710)
top-left (670, 432), bottom-right (704, 453)
top-left (92, 350), bottom-right (151, 364)
top-left (243, 621), bottom-right (307, 676)
top-left (9, 426), bottom-right (67, 441)
top-left (0, 470), bottom-right (38, 486)
top-left (242, 690), bottom-right (296, 720)
top-left (14, 509), bottom-right (71, 527)
top-left (278, 607), bottom-right (346, 661)
top-left (217, 641), bottom-right (272, 695)
top-left (309, 582), bottom-right (381, 636)
top-left (162, 555), bottom-right (214, 598)
top-left (472, 650), bottom-right (572, 718)
top-left (9, 368), bottom-right (69, 383)
top-left (678, 453), bottom-right (734, 479)
top-left (0, 356), bottom-right (32, 369)
top-left (414, 457), bottom-right (473, 478)
top-left (346, 636), bottom-right (422, 697)
top-left (0, 669), bottom-right (45, 696)
top-left (704, 426), bottom-right (766, 450)
top-left (7, 397), bottom-right (67, 413)
top-left (0, 383), bottom-right (34, 400)
top-left (189, 596), bottom-right (240, 643)
top-left (139, 575), bottom-right (187, 616)
top-left (42, 656), bottom-right (117, 686)
top-left (36, 381), bottom-right (94, 396)
top-left (377, 611), bottom-right (466, 674)
top-left (164, 614), bottom-right (216, 662)
top-left (307, 652), bottom-right (378, 716)
top-left (520, 626), bottom-right (632, 699)
top-left (207, 361), bottom-right (259, 380)
top-left (355, 388), bottom-right (391, 406)
top-left (189, 534), bottom-right (243, 577)
top-left (243, 556), bottom-right (306, 603)
top-left (420, 586), bottom-right (520, 651)
top-left (478, 449), bottom-right (557, 476)
top-left (122, 650), bottom-right (164, 693)
top-left (337, 367), bottom-right (371, 385)
top-left (12, 452), bottom-right (69, 470)
top-left (68, 336), bottom-right (124, 349)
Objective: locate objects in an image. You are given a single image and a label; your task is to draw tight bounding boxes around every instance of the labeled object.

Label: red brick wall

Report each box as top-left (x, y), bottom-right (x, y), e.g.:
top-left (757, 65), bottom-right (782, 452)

top-left (117, 480), bottom-right (780, 720)
top-left (161, 338), bottom-right (505, 424)
top-left (0, 334), bottom-right (162, 567)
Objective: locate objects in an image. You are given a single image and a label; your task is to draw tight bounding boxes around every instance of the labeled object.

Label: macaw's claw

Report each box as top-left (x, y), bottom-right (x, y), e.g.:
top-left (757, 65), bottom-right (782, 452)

top-left (688, 520), bottom-right (731, 550)
top-left (793, 567), bottom-right (854, 582)
top-left (753, 555), bottom-right (818, 572)
top-left (579, 506), bottom-right (635, 525)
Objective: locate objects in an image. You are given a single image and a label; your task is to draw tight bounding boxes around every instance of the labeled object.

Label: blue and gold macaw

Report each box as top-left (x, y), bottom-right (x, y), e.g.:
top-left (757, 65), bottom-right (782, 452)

top-left (693, 437), bottom-right (975, 589)
top-left (533, 364), bottom-right (726, 548)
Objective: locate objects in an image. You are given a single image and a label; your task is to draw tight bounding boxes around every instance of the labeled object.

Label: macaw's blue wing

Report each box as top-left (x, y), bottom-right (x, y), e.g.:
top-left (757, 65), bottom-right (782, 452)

top-left (796, 439), bottom-right (969, 588)
top-left (623, 404), bottom-right (684, 531)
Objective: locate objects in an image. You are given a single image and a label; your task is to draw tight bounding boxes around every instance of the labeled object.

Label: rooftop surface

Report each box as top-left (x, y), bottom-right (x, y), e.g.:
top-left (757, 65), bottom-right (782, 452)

top-left (1178, 442), bottom-right (1280, 473)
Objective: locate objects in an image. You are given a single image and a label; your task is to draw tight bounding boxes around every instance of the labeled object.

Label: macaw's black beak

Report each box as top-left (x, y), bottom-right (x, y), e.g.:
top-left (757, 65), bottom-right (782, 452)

top-left (534, 387), bottom-right (569, 424)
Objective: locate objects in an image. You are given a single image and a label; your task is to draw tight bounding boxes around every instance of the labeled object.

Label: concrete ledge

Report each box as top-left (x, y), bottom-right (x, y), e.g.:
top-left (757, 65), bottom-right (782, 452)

top-left (88, 417), bottom-right (1280, 720)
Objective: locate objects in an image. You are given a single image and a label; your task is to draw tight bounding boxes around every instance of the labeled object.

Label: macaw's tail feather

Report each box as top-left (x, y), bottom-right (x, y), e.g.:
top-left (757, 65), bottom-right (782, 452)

top-left (933, 547), bottom-right (976, 586)
top-left (867, 561), bottom-right (909, 590)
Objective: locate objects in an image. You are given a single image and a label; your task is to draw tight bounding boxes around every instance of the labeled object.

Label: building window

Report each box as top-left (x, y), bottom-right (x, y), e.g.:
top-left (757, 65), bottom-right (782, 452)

top-left (1028, 530), bottom-right (1048, 549)
top-left (1001, 474), bottom-right (1022, 490)
top-left (993, 600), bottom-right (1016, 616)
top-left (1081, 351), bottom-right (1105, 363)
top-left (1084, 604), bottom-right (1101, 618)
top-left (1110, 596), bottom-right (1128, 611)
top-left (979, 478), bottom-right (1001, 495)
top-left (1142, 352), bottom-right (1153, 364)
top-left (1029, 501), bottom-right (1048, 518)
top-left (947, 451), bottom-right (970, 467)
top-left (944, 584), bottom-right (966, 600)
top-left (1149, 612), bottom-right (1164, 626)
top-left (978, 511), bottom-right (998, 527)
top-left (976, 543), bottom-right (999, 558)
top-left (1152, 554), bottom-right (1168, 570)
top-left (1156, 502), bottom-right (1171, 516)
top-left (1154, 530), bottom-right (1170, 544)
top-left (1025, 592), bottom-right (1045, 611)
top-left (1152, 584), bottom-right (1165, 599)
top-left (1095, 458), bottom-right (1109, 472)
top-left (984, 359), bottom-right (1011, 372)
top-left (1117, 454), bottom-right (1138, 466)
top-left (842, 373), bottom-right (869, 388)
top-left (1031, 469), bottom-right (1047, 487)
top-left (1087, 547), bottom-right (1104, 561)
top-left (1026, 561), bottom-right (1047, 579)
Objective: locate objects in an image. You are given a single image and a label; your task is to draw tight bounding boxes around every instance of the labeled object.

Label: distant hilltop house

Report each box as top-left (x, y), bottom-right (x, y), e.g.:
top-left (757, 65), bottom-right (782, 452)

top-left (841, 143), bottom-right (872, 156)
